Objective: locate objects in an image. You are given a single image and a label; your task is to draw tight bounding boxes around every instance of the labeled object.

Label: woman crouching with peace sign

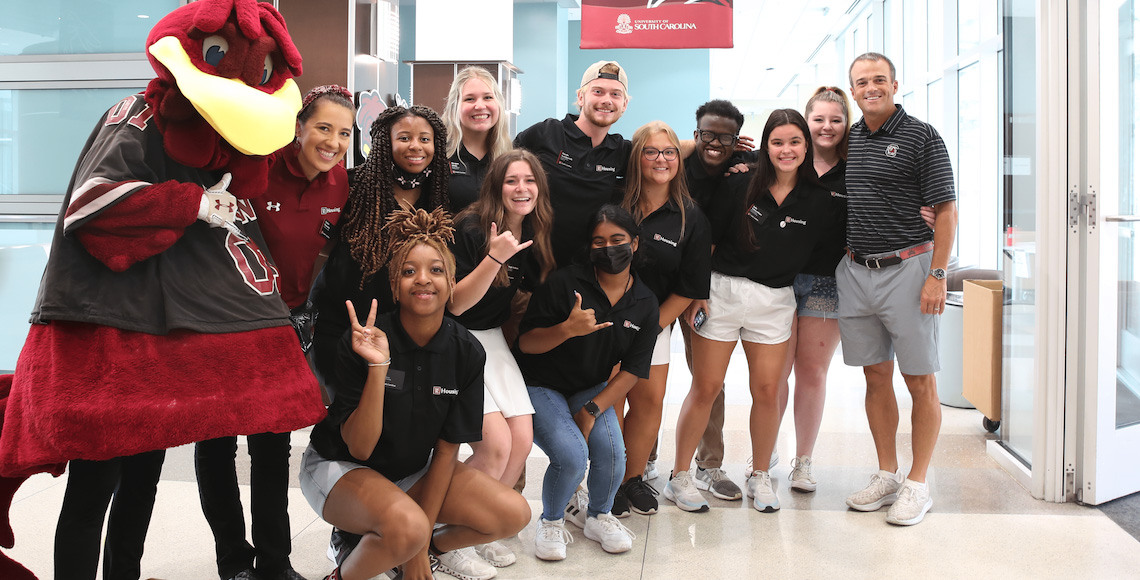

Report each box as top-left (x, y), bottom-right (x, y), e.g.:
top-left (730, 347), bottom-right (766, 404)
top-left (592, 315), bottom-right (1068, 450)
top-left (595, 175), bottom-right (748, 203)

top-left (299, 208), bottom-right (530, 580)
top-left (513, 204), bottom-right (660, 562)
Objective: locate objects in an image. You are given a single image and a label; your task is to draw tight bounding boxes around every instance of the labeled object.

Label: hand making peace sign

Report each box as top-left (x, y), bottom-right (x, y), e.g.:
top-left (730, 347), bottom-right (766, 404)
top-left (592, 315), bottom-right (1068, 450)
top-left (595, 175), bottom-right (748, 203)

top-left (345, 299), bottom-right (390, 366)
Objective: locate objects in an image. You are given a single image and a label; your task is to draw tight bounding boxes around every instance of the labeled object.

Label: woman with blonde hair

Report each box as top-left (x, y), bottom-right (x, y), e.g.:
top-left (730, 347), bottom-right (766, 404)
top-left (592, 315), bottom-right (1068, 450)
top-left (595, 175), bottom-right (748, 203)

top-left (612, 121), bottom-right (711, 518)
top-left (442, 67), bottom-right (512, 212)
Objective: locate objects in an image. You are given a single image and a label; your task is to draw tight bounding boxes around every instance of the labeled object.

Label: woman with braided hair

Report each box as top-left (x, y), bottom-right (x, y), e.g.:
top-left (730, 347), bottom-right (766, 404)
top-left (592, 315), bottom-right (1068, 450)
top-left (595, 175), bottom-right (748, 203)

top-left (311, 105), bottom-right (451, 392)
top-left (301, 208), bottom-right (530, 580)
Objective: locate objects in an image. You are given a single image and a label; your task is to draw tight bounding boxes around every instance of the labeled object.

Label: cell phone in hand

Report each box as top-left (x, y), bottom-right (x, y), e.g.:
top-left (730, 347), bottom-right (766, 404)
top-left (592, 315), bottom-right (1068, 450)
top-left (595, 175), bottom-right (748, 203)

top-left (693, 308), bottom-right (707, 329)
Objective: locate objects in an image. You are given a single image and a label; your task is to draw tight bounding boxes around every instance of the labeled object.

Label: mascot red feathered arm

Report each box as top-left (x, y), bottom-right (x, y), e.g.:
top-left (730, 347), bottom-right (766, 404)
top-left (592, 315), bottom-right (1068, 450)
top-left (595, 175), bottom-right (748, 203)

top-left (0, 1), bottom-right (326, 577)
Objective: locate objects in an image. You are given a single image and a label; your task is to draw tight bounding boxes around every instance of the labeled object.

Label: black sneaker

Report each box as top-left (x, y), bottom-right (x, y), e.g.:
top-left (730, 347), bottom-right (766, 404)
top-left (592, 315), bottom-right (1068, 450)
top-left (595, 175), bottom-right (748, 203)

top-left (327, 527), bottom-right (361, 568)
top-left (623, 475), bottom-right (659, 515)
top-left (611, 483), bottom-right (631, 518)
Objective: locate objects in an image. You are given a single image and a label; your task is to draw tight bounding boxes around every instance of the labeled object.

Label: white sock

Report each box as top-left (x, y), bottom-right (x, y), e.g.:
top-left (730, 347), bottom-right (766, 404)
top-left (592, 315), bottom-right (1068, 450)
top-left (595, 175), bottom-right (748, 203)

top-left (903, 478), bottom-right (928, 491)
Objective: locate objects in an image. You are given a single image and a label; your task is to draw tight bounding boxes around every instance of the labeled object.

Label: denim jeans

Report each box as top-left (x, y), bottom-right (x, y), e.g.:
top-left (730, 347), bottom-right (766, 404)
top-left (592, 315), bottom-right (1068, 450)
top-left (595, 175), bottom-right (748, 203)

top-left (528, 382), bottom-right (625, 521)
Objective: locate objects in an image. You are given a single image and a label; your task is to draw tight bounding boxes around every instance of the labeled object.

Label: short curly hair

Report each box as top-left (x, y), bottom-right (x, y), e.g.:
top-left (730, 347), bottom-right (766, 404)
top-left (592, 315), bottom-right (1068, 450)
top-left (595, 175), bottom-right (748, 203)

top-left (384, 207), bottom-right (457, 302)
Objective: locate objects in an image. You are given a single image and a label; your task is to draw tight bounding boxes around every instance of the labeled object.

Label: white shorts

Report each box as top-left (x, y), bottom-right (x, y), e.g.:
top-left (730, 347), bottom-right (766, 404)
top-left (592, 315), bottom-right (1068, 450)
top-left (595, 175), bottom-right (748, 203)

top-left (695, 272), bottom-right (795, 344)
top-left (298, 443), bottom-right (430, 519)
top-left (469, 328), bottom-right (535, 418)
top-left (651, 322), bottom-right (672, 366)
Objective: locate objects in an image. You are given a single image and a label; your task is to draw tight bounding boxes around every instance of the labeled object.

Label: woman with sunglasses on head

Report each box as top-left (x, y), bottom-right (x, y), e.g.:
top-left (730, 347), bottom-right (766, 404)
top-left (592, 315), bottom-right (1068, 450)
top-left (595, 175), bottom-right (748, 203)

top-left (666, 110), bottom-right (836, 515)
top-left (193, 84), bottom-right (356, 580)
top-left (610, 121), bottom-right (710, 518)
top-left (442, 67), bottom-right (512, 213)
top-left (515, 204), bottom-right (659, 561)
top-left (301, 208), bottom-right (530, 580)
top-left (446, 149), bottom-right (556, 567)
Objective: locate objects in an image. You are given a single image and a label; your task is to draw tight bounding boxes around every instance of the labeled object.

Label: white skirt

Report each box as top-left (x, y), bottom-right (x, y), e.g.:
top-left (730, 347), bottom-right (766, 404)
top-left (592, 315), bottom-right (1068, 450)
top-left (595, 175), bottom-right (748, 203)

top-left (469, 327), bottom-right (535, 418)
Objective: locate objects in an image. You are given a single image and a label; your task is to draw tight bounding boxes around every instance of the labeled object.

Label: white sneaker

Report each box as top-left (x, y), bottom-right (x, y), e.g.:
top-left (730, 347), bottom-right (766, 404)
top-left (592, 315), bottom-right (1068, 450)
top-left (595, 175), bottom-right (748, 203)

top-left (473, 540), bottom-right (516, 567)
top-left (583, 512), bottom-right (635, 553)
top-left (534, 518), bottom-right (574, 561)
top-left (435, 546), bottom-right (497, 580)
top-left (789, 455), bottom-right (817, 492)
top-left (745, 470), bottom-right (780, 513)
top-left (886, 479), bottom-right (933, 525)
top-left (693, 467), bottom-right (743, 500)
top-left (643, 460), bottom-right (659, 482)
top-left (745, 451), bottom-right (780, 474)
top-left (564, 487), bottom-right (588, 528)
top-left (663, 470), bottom-right (709, 512)
top-left (846, 470), bottom-right (903, 511)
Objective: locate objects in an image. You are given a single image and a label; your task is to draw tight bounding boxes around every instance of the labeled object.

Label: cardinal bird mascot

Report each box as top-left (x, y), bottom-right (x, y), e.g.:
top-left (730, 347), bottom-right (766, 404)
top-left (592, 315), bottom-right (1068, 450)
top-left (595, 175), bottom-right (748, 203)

top-left (0, 1), bottom-right (326, 577)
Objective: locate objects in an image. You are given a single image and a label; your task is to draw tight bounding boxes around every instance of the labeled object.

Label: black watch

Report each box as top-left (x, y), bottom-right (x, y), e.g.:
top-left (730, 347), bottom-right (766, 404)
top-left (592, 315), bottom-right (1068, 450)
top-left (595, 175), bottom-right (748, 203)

top-left (929, 268), bottom-right (947, 280)
top-left (583, 400), bottom-right (601, 418)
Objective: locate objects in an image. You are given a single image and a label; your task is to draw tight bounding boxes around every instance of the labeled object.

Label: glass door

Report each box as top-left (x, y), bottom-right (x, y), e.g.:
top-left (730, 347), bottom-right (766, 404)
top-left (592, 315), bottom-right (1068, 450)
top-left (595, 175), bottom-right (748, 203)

top-left (1080, 0), bottom-right (1140, 504)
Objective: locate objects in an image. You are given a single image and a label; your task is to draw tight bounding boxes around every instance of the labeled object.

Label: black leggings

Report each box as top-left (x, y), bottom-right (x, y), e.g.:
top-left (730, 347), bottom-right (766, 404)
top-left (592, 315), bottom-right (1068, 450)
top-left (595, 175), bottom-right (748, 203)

top-left (54, 450), bottom-right (166, 580)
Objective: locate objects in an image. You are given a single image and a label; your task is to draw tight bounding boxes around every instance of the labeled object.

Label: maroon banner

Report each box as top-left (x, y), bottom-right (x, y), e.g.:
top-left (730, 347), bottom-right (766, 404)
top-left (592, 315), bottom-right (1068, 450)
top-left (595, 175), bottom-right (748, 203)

top-left (581, 0), bottom-right (733, 49)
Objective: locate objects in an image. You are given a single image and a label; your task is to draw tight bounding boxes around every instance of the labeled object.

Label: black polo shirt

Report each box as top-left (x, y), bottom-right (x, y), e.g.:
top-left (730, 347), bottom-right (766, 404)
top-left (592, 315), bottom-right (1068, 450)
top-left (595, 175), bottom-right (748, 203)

top-left (514, 263), bottom-right (659, 397)
top-left (684, 150), bottom-right (758, 212)
top-left (448, 212), bottom-right (539, 330)
top-left (310, 312), bottom-right (485, 480)
top-left (447, 144), bottom-right (489, 213)
top-left (514, 115), bottom-right (632, 267)
top-left (846, 105), bottom-right (956, 255)
top-left (633, 198), bottom-right (712, 305)
top-left (800, 159), bottom-right (849, 276)
top-left (311, 194), bottom-right (437, 385)
top-left (706, 172), bottom-right (836, 288)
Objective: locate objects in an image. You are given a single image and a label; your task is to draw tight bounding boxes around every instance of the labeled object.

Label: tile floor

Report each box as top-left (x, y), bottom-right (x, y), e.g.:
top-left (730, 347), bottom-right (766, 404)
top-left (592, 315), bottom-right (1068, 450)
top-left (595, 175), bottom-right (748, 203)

top-left (9, 337), bottom-right (1140, 579)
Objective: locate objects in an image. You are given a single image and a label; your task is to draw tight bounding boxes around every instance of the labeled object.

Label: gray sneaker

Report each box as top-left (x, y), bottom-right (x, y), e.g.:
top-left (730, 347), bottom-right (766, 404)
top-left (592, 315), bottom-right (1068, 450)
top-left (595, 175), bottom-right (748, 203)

top-left (693, 467), bottom-right (742, 500)
top-left (846, 470), bottom-right (903, 511)
top-left (886, 480), bottom-right (933, 525)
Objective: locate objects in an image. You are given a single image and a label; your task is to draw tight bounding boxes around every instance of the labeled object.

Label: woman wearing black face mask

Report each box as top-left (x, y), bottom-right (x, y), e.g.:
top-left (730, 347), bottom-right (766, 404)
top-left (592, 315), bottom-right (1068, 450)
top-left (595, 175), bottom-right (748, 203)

top-left (512, 204), bottom-right (660, 562)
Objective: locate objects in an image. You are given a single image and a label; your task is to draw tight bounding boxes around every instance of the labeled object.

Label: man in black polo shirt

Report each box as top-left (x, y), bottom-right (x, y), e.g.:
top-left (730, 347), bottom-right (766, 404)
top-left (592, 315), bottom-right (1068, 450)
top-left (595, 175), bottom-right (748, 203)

top-left (838, 52), bottom-right (958, 527)
top-left (514, 61), bottom-right (633, 267)
top-left (683, 100), bottom-right (756, 502)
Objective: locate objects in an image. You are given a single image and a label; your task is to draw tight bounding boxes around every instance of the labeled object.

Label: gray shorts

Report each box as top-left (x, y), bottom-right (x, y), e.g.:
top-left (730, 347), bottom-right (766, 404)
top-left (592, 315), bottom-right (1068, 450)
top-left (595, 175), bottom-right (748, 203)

top-left (835, 251), bottom-right (940, 375)
top-left (298, 443), bottom-right (430, 518)
top-left (793, 273), bottom-right (839, 319)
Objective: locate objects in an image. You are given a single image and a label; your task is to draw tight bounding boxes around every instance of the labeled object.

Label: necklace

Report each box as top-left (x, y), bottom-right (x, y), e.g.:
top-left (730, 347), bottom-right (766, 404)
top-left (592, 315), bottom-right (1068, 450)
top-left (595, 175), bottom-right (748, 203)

top-left (392, 165), bottom-right (432, 190)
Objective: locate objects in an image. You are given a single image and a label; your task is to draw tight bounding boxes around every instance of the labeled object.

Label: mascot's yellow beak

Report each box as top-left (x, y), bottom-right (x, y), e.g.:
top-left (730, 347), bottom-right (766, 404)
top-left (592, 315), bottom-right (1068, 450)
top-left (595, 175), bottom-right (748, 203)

top-left (148, 35), bottom-right (301, 156)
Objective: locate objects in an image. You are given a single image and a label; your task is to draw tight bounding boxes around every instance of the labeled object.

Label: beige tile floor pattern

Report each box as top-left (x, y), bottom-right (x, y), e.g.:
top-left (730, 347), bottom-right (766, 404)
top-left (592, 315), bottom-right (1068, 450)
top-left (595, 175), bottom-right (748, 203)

top-left (9, 339), bottom-right (1140, 579)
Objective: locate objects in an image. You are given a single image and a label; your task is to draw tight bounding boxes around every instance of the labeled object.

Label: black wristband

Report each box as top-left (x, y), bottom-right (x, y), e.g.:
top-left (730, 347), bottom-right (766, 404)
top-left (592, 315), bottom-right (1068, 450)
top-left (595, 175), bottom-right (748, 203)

top-left (488, 254), bottom-right (505, 266)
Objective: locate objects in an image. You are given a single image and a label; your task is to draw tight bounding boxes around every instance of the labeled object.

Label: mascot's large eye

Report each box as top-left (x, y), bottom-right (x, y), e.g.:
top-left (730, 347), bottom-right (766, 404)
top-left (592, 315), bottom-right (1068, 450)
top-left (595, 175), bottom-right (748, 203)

top-left (261, 54), bottom-right (274, 86)
top-left (202, 35), bottom-right (229, 68)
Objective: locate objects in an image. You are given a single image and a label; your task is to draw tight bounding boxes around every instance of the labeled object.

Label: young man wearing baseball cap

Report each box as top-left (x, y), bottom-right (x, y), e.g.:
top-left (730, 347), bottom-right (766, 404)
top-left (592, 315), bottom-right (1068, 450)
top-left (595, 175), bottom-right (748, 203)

top-left (514, 60), bottom-right (633, 267)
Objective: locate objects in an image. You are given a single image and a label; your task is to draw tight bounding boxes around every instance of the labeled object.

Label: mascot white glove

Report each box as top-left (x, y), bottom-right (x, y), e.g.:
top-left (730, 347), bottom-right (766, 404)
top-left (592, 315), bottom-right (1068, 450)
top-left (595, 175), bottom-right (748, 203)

top-left (198, 173), bottom-right (237, 228)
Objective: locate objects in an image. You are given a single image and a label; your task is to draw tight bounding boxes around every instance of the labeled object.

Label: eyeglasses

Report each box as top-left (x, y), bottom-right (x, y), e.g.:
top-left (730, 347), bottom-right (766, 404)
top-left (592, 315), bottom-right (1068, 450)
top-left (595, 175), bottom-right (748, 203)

top-left (642, 147), bottom-right (679, 161)
top-left (697, 130), bottom-right (739, 146)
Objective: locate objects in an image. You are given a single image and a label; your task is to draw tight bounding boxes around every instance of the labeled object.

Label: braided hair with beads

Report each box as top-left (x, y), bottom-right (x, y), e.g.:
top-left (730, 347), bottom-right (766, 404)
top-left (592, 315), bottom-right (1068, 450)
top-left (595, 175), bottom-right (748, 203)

top-left (340, 105), bottom-right (452, 284)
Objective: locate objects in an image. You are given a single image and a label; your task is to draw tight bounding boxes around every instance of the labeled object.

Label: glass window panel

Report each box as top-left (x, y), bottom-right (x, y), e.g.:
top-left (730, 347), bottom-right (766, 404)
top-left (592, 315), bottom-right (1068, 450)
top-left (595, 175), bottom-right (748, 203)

top-left (959, 0), bottom-right (982, 54)
top-left (0, 222), bottom-right (53, 372)
top-left (0, 0), bottom-right (179, 56)
top-left (928, 0), bottom-right (945, 70)
top-left (0, 88), bottom-right (146, 196)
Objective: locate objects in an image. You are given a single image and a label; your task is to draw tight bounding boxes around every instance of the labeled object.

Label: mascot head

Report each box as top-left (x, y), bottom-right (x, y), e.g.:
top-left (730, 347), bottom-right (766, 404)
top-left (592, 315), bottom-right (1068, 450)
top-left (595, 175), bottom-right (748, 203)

top-left (143, 0), bottom-right (303, 195)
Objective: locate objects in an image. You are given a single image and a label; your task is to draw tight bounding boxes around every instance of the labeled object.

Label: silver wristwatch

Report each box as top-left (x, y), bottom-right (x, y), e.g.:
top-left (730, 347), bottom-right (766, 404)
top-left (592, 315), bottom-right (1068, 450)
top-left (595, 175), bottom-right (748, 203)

top-left (929, 268), bottom-right (947, 280)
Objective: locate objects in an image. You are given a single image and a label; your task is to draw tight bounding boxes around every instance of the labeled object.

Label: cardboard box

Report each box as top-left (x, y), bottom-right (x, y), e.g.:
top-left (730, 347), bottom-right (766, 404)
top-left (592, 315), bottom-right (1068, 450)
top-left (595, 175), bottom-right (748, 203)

top-left (962, 280), bottom-right (1003, 420)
